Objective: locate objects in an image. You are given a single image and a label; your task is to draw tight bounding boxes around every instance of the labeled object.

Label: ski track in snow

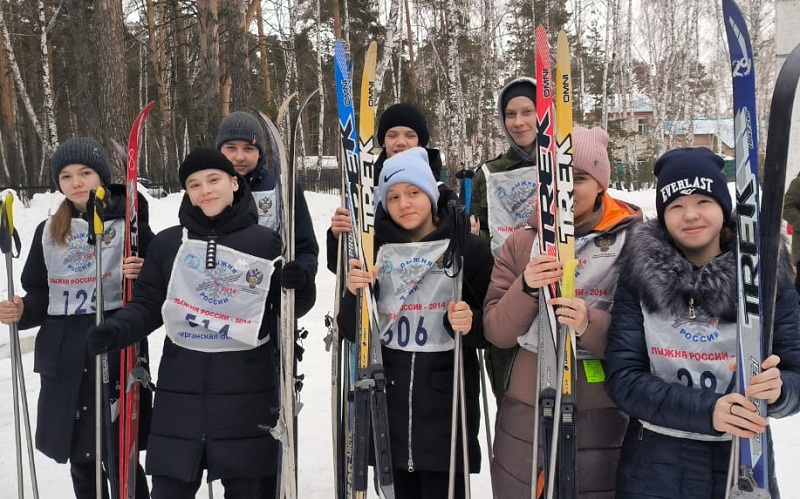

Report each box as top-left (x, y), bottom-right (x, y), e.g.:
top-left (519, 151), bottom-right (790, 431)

top-left (0, 187), bottom-right (797, 497)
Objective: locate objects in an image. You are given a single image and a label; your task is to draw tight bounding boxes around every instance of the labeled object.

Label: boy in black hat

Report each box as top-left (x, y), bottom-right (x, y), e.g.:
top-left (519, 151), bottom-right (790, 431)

top-left (216, 111), bottom-right (319, 311)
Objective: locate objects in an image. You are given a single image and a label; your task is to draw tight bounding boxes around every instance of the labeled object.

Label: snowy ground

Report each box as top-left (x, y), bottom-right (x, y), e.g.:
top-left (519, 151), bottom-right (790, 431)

top-left (0, 187), bottom-right (798, 498)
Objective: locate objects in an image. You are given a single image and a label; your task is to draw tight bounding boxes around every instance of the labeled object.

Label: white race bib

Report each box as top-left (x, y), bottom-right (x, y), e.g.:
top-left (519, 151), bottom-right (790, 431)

top-left (43, 218), bottom-right (125, 315)
top-left (162, 236), bottom-right (278, 352)
top-left (252, 189), bottom-right (279, 231)
top-left (376, 240), bottom-right (458, 352)
top-left (483, 164), bottom-right (537, 256)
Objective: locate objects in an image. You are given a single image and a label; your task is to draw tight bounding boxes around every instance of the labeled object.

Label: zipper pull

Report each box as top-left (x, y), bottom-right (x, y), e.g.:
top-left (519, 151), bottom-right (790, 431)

top-left (688, 297), bottom-right (696, 320)
top-left (205, 238), bottom-right (217, 269)
top-left (407, 459), bottom-right (414, 473)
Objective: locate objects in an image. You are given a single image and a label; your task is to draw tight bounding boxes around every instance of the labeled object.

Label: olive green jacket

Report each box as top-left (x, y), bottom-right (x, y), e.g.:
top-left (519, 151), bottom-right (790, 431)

top-left (783, 175), bottom-right (800, 264)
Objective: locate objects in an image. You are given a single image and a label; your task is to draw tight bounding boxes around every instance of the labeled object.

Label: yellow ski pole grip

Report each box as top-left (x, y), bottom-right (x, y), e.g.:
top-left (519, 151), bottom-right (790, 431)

top-left (3, 192), bottom-right (13, 235)
top-left (92, 186), bottom-right (106, 235)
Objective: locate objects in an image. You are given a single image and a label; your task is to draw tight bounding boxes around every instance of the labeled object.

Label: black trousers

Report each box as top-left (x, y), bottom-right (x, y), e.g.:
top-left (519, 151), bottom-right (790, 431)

top-left (70, 460), bottom-right (149, 499)
top-left (392, 469), bottom-right (467, 499)
top-left (152, 474), bottom-right (275, 499)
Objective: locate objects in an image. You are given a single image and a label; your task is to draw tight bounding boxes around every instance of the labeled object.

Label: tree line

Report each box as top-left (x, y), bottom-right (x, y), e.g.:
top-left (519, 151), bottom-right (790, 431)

top-left (0, 0), bottom-right (776, 192)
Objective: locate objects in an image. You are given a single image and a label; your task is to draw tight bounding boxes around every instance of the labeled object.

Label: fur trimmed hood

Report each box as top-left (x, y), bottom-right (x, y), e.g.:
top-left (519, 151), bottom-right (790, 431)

top-left (617, 218), bottom-right (794, 322)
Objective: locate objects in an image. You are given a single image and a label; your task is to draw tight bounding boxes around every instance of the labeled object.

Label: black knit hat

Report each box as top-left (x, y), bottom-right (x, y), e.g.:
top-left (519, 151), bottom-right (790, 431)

top-left (500, 79), bottom-right (537, 118)
top-left (654, 147), bottom-right (732, 226)
top-left (51, 137), bottom-right (112, 190)
top-left (377, 103), bottom-right (430, 147)
top-left (215, 111), bottom-right (266, 157)
top-left (179, 147), bottom-right (239, 188)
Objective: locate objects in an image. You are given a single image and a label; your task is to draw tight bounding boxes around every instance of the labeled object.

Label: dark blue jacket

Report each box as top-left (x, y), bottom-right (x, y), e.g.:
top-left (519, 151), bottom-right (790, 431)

top-left (18, 185), bottom-right (154, 464)
top-left (605, 219), bottom-right (800, 497)
top-left (245, 165), bottom-right (319, 289)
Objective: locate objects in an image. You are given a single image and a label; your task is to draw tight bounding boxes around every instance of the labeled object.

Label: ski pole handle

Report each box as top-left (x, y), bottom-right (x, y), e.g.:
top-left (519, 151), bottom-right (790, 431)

top-left (86, 187), bottom-right (106, 244)
top-left (1, 192), bottom-right (22, 258)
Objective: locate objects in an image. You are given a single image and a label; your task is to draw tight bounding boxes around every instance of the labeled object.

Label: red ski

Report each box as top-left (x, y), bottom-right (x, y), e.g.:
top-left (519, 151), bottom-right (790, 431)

top-left (118, 101), bottom-right (154, 499)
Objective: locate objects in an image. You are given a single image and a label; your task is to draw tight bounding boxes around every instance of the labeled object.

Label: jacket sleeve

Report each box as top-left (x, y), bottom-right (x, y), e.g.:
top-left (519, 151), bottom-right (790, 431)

top-left (136, 193), bottom-right (156, 257)
top-left (100, 233), bottom-right (172, 348)
top-left (326, 227), bottom-right (340, 274)
top-left (605, 283), bottom-right (721, 435)
top-left (483, 230), bottom-right (540, 349)
top-left (782, 176), bottom-right (800, 229)
top-left (766, 284), bottom-right (800, 418)
top-left (336, 290), bottom-right (358, 343)
top-left (469, 166), bottom-right (491, 246)
top-left (18, 222), bottom-right (49, 330)
top-left (293, 182), bottom-right (320, 279)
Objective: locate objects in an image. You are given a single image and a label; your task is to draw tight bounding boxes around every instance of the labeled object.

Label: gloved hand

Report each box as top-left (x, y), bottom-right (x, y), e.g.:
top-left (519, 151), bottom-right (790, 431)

top-left (87, 324), bottom-right (121, 355)
top-left (281, 260), bottom-right (309, 290)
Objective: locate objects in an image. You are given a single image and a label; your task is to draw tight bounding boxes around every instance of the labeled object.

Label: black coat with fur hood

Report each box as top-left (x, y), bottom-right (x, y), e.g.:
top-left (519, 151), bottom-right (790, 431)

top-left (605, 218), bottom-right (800, 494)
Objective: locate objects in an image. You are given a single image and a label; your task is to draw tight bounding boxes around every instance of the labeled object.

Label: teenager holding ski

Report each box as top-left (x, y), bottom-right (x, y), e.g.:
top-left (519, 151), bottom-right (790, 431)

top-left (337, 147), bottom-right (494, 497)
top-left (0, 137), bottom-right (153, 499)
top-left (483, 127), bottom-right (641, 498)
top-left (86, 148), bottom-right (315, 499)
top-left (605, 147), bottom-right (800, 498)
top-left (470, 77), bottom-right (540, 403)
top-left (216, 110), bottom-right (319, 296)
top-left (326, 102), bottom-right (447, 273)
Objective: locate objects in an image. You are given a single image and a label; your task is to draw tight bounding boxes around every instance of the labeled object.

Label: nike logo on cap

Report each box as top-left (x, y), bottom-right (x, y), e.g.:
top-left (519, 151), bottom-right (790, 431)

top-left (383, 169), bottom-right (405, 183)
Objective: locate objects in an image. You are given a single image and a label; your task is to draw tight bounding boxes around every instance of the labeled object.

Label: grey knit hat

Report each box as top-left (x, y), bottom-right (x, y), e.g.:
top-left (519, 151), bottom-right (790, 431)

top-left (51, 137), bottom-right (112, 190)
top-left (215, 111), bottom-right (266, 157)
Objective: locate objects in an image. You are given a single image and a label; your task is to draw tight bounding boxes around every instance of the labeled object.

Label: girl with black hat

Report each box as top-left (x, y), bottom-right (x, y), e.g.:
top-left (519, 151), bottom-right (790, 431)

top-left (605, 147), bottom-right (800, 498)
top-left (0, 137), bottom-right (153, 498)
top-left (338, 147), bottom-right (494, 498)
top-left (86, 147), bottom-right (315, 499)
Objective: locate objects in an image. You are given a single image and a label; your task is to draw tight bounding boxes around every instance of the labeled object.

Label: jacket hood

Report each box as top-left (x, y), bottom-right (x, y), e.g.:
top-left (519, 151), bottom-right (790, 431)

top-left (616, 218), bottom-right (794, 321)
top-left (497, 77), bottom-right (537, 163)
top-left (617, 219), bottom-right (739, 320)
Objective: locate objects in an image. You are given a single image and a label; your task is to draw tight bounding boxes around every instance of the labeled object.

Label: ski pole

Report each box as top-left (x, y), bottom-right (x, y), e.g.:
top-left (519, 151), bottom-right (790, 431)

top-left (2, 193), bottom-right (40, 499)
top-left (444, 199), bottom-right (471, 499)
top-left (87, 187), bottom-right (109, 499)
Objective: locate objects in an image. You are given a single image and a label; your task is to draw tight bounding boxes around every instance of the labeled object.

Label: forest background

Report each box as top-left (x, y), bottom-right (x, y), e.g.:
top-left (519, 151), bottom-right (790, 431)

top-left (0, 0), bottom-right (778, 194)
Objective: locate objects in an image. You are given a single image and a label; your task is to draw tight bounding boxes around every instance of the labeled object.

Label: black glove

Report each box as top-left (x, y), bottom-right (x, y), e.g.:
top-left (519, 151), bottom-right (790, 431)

top-left (281, 260), bottom-right (309, 290)
top-left (87, 324), bottom-right (120, 355)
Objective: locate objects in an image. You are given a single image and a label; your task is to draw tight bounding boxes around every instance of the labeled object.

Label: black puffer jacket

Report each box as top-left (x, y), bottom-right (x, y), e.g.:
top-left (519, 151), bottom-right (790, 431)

top-left (94, 181), bottom-right (315, 481)
top-left (337, 190), bottom-right (493, 473)
top-left (18, 185), bottom-right (154, 464)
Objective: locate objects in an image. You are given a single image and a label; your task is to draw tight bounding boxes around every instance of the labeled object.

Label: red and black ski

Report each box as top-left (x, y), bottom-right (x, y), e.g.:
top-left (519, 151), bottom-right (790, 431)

top-left (118, 101), bottom-right (154, 499)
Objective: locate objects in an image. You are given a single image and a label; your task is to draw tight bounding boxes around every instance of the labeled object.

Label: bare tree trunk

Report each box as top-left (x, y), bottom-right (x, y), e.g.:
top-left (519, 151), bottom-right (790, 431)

top-left (224, 0), bottom-right (250, 112)
top-left (316, 0), bottom-right (324, 170)
top-left (403, 0), bottom-right (417, 101)
top-left (197, 0), bottom-right (222, 145)
top-left (374, 0), bottom-right (399, 108)
top-left (173, 0), bottom-right (193, 160)
top-left (37, 0), bottom-right (57, 150)
top-left (257, 2), bottom-right (272, 106)
top-left (96, 0), bottom-right (131, 148)
top-left (443, 0), bottom-right (468, 171)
